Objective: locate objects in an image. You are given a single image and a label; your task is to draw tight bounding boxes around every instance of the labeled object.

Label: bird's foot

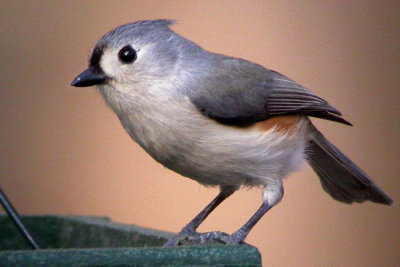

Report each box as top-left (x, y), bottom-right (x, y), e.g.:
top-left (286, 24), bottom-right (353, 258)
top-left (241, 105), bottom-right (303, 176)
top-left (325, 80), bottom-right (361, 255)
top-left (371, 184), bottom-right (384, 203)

top-left (163, 227), bottom-right (197, 247)
top-left (163, 230), bottom-right (245, 247)
top-left (190, 230), bottom-right (246, 244)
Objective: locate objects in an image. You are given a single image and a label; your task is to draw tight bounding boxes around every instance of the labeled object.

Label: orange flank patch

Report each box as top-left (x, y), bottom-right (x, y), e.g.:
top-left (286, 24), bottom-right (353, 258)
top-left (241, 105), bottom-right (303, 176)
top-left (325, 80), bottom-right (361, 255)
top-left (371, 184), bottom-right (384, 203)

top-left (255, 115), bottom-right (305, 133)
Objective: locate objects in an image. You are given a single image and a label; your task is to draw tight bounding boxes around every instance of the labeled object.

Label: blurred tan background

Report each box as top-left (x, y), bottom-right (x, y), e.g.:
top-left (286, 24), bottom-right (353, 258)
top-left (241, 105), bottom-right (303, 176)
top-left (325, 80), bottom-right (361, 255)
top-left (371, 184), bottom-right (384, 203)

top-left (1, 1), bottom-right (399, 266)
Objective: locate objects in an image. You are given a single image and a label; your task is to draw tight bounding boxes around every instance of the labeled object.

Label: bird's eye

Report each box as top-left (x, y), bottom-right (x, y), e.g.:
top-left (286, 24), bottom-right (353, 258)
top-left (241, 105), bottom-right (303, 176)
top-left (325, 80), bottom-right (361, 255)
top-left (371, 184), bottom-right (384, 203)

top-left (118, 45), bottom-right (137, 64)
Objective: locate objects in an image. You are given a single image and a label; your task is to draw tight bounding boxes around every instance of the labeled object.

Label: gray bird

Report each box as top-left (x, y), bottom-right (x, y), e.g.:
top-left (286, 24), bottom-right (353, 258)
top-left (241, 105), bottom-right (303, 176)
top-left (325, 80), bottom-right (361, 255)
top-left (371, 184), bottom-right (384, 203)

top-left (71, 20), bottom-right (392, 246)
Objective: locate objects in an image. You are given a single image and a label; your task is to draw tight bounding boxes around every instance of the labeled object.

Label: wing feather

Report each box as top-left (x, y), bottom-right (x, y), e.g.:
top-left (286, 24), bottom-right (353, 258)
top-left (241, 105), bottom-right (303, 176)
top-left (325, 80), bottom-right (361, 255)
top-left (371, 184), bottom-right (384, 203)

top-left (188, 56), bottom-right (351, 126)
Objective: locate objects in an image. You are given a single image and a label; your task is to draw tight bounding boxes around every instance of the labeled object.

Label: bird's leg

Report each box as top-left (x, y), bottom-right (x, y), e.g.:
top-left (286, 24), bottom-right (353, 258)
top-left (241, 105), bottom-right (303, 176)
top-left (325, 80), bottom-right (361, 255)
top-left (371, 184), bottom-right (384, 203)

top-left (193, 181), bottom-right (284, 244)
top-left (163, 185), bottom-right (237, 247)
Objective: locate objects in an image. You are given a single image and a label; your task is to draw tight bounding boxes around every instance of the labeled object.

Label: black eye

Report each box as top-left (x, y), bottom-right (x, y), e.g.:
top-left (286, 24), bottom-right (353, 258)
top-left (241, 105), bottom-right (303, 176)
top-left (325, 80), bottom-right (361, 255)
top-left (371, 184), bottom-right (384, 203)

top-left (118, 45), bottom-right (137, 63)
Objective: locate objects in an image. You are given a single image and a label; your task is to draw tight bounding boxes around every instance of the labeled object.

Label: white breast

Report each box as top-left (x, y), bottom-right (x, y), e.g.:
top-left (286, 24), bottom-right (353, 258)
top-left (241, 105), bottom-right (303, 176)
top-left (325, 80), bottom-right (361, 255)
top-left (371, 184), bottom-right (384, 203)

top-left (98, 81), bottom-right (309, 188)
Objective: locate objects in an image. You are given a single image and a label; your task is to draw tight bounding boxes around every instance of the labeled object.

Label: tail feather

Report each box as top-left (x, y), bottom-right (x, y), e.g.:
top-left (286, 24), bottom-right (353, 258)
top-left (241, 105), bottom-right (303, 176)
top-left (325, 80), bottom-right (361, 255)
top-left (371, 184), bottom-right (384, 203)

top-left (306, 124), bottom-right (393, 205)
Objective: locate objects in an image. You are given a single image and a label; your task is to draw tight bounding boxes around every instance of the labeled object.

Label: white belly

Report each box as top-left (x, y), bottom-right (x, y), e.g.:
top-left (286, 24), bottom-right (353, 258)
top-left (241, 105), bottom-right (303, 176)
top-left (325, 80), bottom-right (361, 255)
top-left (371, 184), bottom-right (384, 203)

top-left (117, 96), bottom-right (309, 188)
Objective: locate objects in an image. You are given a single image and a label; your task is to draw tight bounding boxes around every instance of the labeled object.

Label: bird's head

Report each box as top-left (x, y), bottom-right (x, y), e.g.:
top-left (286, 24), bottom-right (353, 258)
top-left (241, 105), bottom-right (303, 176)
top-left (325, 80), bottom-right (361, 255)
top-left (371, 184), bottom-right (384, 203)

top-left (71, 20), bottom-right (198, 94)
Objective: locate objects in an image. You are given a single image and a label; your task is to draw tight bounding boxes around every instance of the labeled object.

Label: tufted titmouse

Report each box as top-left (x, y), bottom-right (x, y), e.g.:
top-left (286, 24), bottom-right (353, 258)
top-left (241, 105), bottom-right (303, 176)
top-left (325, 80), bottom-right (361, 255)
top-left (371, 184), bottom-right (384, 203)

top-left (71, 20), bottom-right (392, 246)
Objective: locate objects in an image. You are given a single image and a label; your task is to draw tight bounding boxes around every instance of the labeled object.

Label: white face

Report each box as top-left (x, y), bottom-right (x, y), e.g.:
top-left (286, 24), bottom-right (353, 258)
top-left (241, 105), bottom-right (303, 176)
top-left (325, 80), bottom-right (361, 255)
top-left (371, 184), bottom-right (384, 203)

top-left (98, 42), bottom-right (158, 90)
top-left (94, 37), bottom-right (187, 118)
top-left (97, 36), bottom-right (184, 95)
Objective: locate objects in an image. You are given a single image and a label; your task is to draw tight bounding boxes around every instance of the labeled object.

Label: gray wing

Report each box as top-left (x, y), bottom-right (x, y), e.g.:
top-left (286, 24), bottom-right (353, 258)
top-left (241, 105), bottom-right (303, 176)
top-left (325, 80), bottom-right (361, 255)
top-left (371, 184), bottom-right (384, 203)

top-left (189, 56), bottom-right (351, 126)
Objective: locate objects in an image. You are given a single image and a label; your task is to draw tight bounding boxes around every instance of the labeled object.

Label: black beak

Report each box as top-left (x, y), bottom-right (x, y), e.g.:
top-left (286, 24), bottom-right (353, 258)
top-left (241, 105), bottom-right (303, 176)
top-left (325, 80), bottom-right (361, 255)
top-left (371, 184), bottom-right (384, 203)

top-left (71, 66), bottom-right (108, 87)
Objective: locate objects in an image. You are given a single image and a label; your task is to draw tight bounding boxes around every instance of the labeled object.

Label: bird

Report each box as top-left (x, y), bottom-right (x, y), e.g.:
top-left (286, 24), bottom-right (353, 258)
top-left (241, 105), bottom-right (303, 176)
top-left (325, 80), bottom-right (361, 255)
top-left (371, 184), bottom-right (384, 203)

top-left (71, 19), bottom-right (392, 246)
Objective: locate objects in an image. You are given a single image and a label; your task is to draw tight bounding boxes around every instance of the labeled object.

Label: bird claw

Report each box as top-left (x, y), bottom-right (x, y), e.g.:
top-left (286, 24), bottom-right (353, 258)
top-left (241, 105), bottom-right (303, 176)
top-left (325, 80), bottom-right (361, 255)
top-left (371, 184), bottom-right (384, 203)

top-left (162, 228), bottom-right (196, 247)
top-left (193, 231), bottom-right (245, 244)
top-left (190, 231), bottom-right (232, 244)
top-left (163, 230), bottom-right (245, 247)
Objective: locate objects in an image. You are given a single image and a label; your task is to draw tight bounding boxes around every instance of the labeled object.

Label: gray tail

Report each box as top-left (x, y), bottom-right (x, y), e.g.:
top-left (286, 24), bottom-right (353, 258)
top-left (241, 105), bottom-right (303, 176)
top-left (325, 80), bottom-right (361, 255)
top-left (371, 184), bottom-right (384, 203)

top-left (306, 124), bottom-right (392, 205)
